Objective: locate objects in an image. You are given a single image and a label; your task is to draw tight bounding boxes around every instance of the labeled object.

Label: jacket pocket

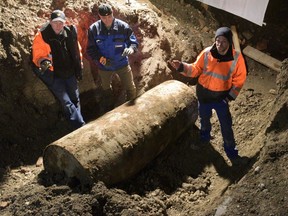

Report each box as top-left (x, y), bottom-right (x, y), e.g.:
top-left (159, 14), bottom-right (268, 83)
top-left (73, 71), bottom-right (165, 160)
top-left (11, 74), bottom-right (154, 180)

top-left (113, 38), bottom-right (125, 55)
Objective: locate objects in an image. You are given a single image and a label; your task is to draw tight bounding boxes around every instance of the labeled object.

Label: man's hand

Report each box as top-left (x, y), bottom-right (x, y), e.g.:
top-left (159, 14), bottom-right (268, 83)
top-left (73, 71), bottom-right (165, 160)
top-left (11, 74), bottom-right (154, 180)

top-left (40, 60), bottom-right (52, 73)
top-left (99, 56), bottom-right (107, 65)
top-left (168, 60), bottom-right (182, 70)
top-left (122, 47), bottom-right (134, 56)
top-left (99, 56), bottom-right (111, 66)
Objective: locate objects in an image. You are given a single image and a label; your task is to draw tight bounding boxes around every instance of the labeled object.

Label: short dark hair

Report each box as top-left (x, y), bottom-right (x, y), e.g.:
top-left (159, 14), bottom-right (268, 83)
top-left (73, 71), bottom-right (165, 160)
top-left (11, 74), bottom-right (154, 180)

top-left (98, 4), bottom-right (112, 16)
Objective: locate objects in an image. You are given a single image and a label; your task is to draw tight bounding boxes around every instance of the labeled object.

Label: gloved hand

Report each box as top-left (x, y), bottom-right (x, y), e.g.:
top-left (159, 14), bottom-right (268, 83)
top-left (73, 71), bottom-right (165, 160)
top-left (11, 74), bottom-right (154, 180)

top-left (40, 60), bottom-right (52, 73)
top-left (99, 56), bottom-right (111, 66)
top-left (122, 47), bottom-right (134, 56)
top-left (168, 60), bottom-right (184, 72)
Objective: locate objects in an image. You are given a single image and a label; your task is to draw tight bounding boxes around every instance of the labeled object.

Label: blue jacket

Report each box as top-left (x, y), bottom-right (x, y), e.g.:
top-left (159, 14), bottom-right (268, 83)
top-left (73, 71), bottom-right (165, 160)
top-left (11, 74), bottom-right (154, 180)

top-left (86, 18), bottom-right (138, 71)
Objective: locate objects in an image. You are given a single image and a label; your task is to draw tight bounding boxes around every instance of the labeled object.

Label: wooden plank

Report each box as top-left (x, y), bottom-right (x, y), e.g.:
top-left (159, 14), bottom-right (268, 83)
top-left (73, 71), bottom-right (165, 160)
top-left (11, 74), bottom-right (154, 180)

top-left (231, 25), bottom-right (241, 52)
top-left (243, 45), bottom-right (282, 72)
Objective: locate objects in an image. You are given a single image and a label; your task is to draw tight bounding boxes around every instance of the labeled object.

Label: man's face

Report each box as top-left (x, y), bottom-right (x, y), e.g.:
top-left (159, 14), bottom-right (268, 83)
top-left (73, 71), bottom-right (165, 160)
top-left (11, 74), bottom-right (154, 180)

top-left (50, 20), bottom-right (65, 35)
top-left (215, 36), bottom-right (230, 55)
top-left (99, 14), bottom-right (114, 28)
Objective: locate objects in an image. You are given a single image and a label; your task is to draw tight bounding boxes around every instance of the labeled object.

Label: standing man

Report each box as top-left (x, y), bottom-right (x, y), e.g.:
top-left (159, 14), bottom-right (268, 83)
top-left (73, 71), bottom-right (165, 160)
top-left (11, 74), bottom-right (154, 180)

top-left (86, 3), bottom-right (138, 111)
top-left (32, 10), bottom-right (85, 129)
top-left (169, 27), bottom-right (247, 165)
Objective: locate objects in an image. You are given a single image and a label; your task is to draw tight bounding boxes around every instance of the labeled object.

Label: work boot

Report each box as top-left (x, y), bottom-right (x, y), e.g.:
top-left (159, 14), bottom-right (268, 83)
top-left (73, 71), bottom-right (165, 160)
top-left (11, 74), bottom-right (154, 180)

top-left (126, 88), bottom-right (136, 101)
top-left (230, 155), bottom-right (250, 166)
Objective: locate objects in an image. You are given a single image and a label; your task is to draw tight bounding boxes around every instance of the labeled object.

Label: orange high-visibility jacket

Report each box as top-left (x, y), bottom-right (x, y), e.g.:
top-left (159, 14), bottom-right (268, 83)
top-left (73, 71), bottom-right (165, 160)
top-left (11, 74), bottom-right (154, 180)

top-left (32, 31), bottom-right (52, 67)
top-left (182, 46), bottom-right (247, 102)
top-left (32, 24), bottom-right (83, 70)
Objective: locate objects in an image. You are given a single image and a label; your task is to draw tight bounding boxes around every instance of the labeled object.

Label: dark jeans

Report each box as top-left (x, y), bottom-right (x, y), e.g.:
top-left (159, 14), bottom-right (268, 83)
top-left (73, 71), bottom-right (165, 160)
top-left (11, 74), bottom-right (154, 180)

top-left (198, 100), bottom-right (238, 159)
top-left (38, 70), bottom-right (85, 129)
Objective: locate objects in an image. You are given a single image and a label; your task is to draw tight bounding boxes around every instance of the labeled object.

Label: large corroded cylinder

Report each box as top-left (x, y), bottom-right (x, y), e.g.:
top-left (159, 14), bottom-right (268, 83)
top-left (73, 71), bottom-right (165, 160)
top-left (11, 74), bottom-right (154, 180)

top-left (43, 80), bottom-right (198, 186)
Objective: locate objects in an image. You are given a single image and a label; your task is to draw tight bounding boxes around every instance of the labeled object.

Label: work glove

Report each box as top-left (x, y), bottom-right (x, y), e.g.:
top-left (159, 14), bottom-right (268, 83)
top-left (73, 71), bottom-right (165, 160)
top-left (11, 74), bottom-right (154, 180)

top-left (40, 60), bottom-right (52, 73)
top-left (122, 47), bottom-right (134, 56)
top-left (176, 62), bottom-right (184, 72)
top-left (168, 60), bottom-right (184, 72)
top-left (99, 56), bottom-right (111, 66)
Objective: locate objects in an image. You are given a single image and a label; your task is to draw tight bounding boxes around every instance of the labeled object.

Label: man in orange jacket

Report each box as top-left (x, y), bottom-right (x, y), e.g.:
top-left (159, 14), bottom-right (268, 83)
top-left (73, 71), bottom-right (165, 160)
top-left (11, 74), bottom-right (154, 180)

top-left (32, 10), bottom-right (85, 129)
top-left (169, 27), bottom-right (247, 165)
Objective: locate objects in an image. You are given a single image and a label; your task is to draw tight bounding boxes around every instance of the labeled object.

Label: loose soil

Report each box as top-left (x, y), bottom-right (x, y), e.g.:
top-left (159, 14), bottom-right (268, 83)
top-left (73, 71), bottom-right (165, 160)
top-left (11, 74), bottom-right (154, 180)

top-left (0, 0), bottom-right (287, 215)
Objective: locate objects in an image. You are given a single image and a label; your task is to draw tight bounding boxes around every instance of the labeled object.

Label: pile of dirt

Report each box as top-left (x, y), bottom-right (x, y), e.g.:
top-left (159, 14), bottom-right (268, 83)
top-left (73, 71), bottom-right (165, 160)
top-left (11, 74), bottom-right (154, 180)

top-left (0, 0), bottom-right (287, 215)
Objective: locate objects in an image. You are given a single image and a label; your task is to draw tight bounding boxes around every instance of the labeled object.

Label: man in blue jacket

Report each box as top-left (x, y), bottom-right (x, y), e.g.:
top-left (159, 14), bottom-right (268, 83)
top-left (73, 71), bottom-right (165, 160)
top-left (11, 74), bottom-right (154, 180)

top-left (86, 3), bottom-right (138, 111)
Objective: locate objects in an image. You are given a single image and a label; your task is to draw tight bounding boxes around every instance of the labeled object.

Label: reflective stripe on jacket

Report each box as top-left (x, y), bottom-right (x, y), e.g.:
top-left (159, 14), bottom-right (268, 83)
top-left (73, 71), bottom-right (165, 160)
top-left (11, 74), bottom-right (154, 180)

top-left (86, 18), bottom-right (138, 71)
top-left (182, 46), bottom-right (246, 103)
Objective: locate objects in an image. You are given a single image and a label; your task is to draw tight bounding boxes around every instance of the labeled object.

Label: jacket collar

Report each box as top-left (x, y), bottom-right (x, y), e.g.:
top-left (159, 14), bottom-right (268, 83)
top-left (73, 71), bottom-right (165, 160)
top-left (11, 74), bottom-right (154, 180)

top-left (210, 43), bottom-right (234, 62)
top-left (101, 18), bottom-right (117, 31)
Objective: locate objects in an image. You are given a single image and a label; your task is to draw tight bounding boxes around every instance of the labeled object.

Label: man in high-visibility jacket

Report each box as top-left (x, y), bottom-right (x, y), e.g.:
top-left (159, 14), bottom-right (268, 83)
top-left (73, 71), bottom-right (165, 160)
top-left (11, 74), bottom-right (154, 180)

top-left (169, 27), bottom-right (247, 165)
top-left (32, 10), bottom-right (85, 129)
